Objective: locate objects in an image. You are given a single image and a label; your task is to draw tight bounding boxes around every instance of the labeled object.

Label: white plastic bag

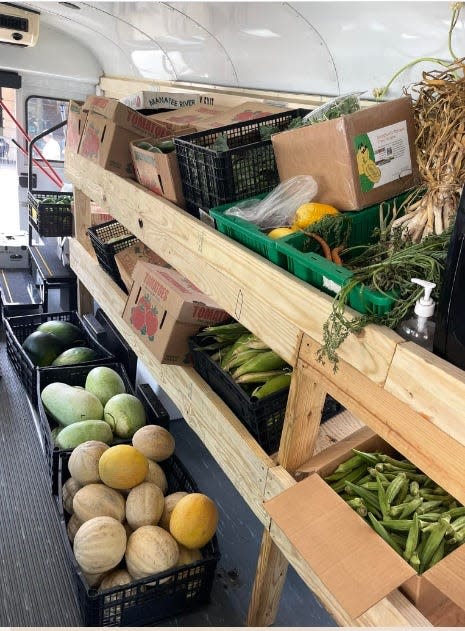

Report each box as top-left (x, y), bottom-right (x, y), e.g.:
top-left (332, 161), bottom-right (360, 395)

top-left (224, 176), bottom-right (318, 230)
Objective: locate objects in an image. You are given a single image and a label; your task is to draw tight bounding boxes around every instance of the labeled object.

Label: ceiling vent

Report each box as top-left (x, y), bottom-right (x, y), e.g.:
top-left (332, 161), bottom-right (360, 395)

top-left (0, 3), bottom-right (39, 47)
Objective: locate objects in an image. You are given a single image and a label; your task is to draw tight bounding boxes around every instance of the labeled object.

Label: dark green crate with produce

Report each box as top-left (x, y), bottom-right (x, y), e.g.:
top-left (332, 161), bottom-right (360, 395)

top-left (28, 190), bottom-right (73, 237)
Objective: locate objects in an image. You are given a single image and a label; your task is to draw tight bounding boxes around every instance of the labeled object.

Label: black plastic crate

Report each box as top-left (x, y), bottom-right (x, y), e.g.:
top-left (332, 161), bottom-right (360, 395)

top-left (57, 450), bottom-right (220, 626)
top-left (4, 310), bottom-right (113, 406)
top-left (28, 190), bottom-right (73, 237)
top-left (37, 363), bottom-right (170, 495)
top-left (94, 308), bottom-right (138, 386)
top-left (189, 335), bottom-right (343, 454)
top-left (174, 109), bottom-right (309, 216)
top-left (87, 220), bottom-right (138, 293)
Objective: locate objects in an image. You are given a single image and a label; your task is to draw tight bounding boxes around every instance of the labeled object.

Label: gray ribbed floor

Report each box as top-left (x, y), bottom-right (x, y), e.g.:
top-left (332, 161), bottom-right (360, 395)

top-left (0, 334), bottom-right (335, 626)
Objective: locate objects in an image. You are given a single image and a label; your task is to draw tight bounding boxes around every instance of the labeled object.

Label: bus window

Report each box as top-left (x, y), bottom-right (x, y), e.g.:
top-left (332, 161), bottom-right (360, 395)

top-left (26, 96), bottom-right (69, 161)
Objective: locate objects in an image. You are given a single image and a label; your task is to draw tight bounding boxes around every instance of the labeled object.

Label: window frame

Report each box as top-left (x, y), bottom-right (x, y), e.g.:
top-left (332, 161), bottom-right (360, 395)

top-left (25, 94), bottom-right (69, 163)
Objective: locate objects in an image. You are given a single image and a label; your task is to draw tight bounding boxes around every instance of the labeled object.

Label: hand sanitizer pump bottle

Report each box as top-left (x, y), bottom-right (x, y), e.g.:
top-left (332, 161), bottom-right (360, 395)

top-left (398, 278), bottom-right (436, 351)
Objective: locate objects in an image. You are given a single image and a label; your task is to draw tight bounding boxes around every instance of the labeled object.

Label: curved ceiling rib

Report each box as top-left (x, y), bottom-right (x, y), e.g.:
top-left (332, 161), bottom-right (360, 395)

top-left (162, 2), bottom-right (239, 86)
top-left (285, 2), bottom-right (340, 94)
top-left (81, 2), bottom-right (179, 81)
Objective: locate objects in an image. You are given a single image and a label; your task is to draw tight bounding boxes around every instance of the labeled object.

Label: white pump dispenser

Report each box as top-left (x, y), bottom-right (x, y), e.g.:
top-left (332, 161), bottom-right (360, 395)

top-left (397, 278), bottom-right (436, 351)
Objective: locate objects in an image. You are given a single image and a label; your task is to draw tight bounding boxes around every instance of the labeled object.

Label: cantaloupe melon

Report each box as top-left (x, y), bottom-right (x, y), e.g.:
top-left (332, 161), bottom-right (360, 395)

top-left (73, 483), bottom-right (125, 523)
top-left (68, 440), bottom-right (109, 486)
top-left (125, 482), bottom-right (164, 530)
top-left (83, 571), bottom-right (109, 588)
top-left (132, 425), bottom-right (175, 462)
top-left (145, 460), bottom-right (168, 494)
top-left (99, 569), bottom-right (133, 591)
top-left (74, 516), bottom-right (126, 574)
top-left (125, 526), bottom-right (179, 579)
top-left (98, 445), bottom-right (148, 490)
top-left (63, 477), bottom-right (82, 514)
top-left (67, 513), bottom-right (83, 543)
top-left (177, 544), bottom-right (202, 566)
top-left (159, 492), bottom-right (188, 531)
top-left (169, 493), bottom-right (218, 549)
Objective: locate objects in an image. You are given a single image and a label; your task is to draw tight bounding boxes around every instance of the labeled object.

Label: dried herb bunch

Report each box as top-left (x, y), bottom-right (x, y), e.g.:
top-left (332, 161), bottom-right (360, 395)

top-left (392, 59), bottom-right (465, 241)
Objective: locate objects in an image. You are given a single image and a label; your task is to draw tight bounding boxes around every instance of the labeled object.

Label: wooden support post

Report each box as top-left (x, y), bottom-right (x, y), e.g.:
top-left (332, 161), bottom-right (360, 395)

top-left (248, 344), bottom-right (329, 626)
top-left (246, 529), bottom-right (289, 627)
top-left (72, 187), bottom-right (93, 254)
top-left (77, 278), bottom-right (94, 316)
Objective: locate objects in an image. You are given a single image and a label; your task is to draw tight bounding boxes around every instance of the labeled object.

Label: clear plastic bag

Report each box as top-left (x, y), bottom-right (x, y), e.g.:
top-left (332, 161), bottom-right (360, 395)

top-left (224, 176), bottom-right (318, 230)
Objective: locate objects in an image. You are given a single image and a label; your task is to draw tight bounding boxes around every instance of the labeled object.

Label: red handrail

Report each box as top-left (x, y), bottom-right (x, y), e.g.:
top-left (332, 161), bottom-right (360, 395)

top-left (0, 98), bottom-right (64, 188)
top-left (11, 139), bottom-right (62, 189)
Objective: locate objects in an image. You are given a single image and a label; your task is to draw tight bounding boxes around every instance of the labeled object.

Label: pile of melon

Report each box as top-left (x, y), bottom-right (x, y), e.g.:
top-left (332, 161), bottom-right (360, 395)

top-left (62, 424), bottom-right (218, 592)
top-left (42, 366), bottom-right (148, 449)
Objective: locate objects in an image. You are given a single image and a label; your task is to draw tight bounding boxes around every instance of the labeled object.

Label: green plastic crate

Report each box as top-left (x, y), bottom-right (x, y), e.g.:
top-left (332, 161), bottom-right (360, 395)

top-left (209, 194), bottom-right (289, 267)
top-left (211, 191), bottom-right (415, 315)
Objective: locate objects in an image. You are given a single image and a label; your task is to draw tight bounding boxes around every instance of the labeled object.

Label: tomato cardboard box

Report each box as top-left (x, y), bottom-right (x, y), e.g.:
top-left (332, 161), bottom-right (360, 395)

top-left (148, 103), bottom-right (231, 131)
top-left (78, 97), bottom-right (176, 177)
top-left (122, 262), bottom-right (230, 365)
top-left (195, 100), bottom-right (289, 131)
top-left (65, 100), bottom-right (86, 152)
top-left (90, 201), bottom-right (113, 226)
top-left (129, 133), bottom-right (194, 207)
top-left (271, 96), bottom-right (420, 210)
top-left (265, 426), bottom-right (465, 624)
top-left (114, 241), bottom-right (171, 293)
top-left (121, 91), bottom-right (200, 111)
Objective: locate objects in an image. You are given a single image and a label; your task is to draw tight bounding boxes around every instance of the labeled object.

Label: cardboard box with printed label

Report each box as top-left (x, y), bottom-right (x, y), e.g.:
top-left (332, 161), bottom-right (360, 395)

top-left (65, 100), bottom-right (86, 152)
top-left (114, 241), bottom-right (171, 294)
top-left (195, 100), bottom-right (290, 131)
top-left (122, 262), bottom-right (230, 365)
top-left (78, 97), bottom-right (177, 177)
top-left (148, 103), bottom-right (231, 131)
top-left (264, 426), bottom-right (465, 624)
top-left (271, 96), bottom-right (420, 210)
top-left (129, 133), bottom-right (194, 207)
top-left (121, 91), bottom-right (200, 111)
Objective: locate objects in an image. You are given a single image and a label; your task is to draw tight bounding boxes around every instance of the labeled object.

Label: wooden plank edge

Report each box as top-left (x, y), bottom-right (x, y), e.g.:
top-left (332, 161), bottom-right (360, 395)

top-left (70, 239), bottom-right (273, 524)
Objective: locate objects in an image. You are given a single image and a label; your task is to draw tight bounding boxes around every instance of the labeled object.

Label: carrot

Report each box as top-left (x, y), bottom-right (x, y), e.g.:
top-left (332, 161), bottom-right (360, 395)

top-left (306, 232), bottom-right (332, 261)
top-left (331, 246), bottom-right (344, 265)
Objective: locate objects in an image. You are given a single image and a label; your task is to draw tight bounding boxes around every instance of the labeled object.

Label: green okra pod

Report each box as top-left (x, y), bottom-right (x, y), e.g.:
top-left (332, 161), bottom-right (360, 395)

top-left (344, 481), bottom-right (382, 518)
top-left (409, 481), bottom-right (420, 497)
top-left (347, 497), bottom-right (368, 517)
top-left (443, 506), bottom-right (465, 519)
top-left (379, 519), bottom-right (415, 532)
top-left (418, 512), bottom-right (444, 523)
top-left (416, 500), bottom-right (445, 514)
top-left (420, 516), bottom-right (451, 572)
top-left (361, 481), bottom-right (388, 491)
top-left (376, 472), bottom-right (390, 519)
top-left (385, 472), bottom-right (407, 506)
top-left (351, 449), bottom-right (379, 465)
top-left (409, 552), bottom-right (421, 573)
top-left (419, 491), bottom-right (453, 502)
top-left (404, 514), bottom-right (420, 561)
top-left (328, 465), bottom-right (367, 493)
top-left (378, 454), bottom-right (416, 470)
top-left (399, 497), bottom-right (424, 519)
top-left (326, 454), bottom-right (365, 480)
top-left (397, 478), bottom-right (410, 504)
top-left (368, 513), bottom-right (404, 556)
top-left (427, 539), bottom-right (445, 570)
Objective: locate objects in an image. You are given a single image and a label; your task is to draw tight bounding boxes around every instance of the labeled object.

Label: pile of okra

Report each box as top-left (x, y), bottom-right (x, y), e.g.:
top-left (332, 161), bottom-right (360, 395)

top-left (325, 449), bottom-right (465, 573)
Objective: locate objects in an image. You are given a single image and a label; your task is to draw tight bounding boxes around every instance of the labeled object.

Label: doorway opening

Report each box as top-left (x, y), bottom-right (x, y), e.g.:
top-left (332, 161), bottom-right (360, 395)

top-left (0, 86), bottom-right (19, 234)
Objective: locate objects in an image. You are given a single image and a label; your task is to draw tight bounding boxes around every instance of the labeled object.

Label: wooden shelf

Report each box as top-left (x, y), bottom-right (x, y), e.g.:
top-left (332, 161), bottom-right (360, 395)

top-left (66, 150), bottom-right (465, 627)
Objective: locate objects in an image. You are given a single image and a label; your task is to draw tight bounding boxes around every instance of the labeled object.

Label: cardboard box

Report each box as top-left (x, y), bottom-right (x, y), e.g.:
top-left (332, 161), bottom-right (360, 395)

top-left (129, 134), bottom-right (192, 207)
top-left (83, 95), bottom-right (173, 139)
top-left (65, 100), bottom-right (86, 152)
top-left (78, 112), bottom-right (144, 178)
top-left (271, 96), bottom-right (420, 210)
top-left (114, 241), bottom-right (171, 293)
top-left (265, 426), bottom-right (465, 623)
top-left (195, 100), bottom-right (290, 131)
top-left (148, 103), bottom-right (231, 131)
top-left (121, 91), bottom-right (200, 111)
top-left (122, 262), bottom-right (230, 365)
top-left (90, 202), bottom-right (113, 226)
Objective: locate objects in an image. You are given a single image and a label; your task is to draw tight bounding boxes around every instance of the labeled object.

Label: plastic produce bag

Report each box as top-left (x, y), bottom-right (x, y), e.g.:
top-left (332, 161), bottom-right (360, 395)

top-left (224, 176), bottom-right (318, 230)
top-left (301, 92), bottom-right (363, 125)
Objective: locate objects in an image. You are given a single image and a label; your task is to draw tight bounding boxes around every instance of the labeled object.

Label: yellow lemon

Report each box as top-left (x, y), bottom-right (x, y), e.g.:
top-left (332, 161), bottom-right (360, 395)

top-left (267, 227), bottom-right (297, 240)
top-left (293, 203), bottom-right (339, 230)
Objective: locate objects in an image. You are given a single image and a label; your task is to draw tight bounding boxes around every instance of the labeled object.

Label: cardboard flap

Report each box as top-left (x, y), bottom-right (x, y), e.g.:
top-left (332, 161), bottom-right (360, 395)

top-left (425, 540), bottom-right (465, 612)
top-left (264, 474), bottom-right (415, 618)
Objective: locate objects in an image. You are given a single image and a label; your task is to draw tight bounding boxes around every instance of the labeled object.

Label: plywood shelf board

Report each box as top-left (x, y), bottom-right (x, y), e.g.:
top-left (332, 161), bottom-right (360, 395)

top-left (65, 152), bottom-right (399, 384)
